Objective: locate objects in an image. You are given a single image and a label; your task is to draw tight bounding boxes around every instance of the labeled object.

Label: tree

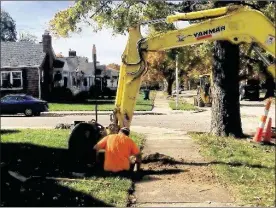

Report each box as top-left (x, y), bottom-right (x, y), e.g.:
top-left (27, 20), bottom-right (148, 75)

top-left (107, 63), bottom-right (120, 71)
top-left (1, 10), bottom-right (17, 42)
top-left (182, 1), bottom-right (274, 137)
top-left (184, 0), bottom-right (274, 137)
top-left (184, 44), bottom-right (213, 79)
top-left (18, 31), bottom-right (38, 42)
top-left (197, 1), bottom-right (242, 137)
top-left (210, 40), bottom-right (243, 137)
top-left (147, 51), bottom-right (176, 95)
top-left (146, 46), bottom-right (204, 95)
top-left (56, 52), bottom-right (64, 58)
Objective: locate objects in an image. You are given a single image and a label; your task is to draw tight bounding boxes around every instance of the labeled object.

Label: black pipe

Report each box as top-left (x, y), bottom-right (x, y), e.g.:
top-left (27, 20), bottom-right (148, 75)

top-left (93, 45), bottom-right (98, 122)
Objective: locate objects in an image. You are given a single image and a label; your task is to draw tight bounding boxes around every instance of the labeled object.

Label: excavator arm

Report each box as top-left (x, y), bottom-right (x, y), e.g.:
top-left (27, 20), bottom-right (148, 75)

top-left (107, 5), bottom-right (275, 133)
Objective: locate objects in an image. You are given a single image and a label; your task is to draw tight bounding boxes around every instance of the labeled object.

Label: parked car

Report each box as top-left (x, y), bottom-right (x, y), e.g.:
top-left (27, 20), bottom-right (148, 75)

top-left (0, 94), bottom-right (48, 116)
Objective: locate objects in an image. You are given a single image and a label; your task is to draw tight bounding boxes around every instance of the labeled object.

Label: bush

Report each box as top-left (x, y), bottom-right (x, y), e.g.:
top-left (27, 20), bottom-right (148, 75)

top-left (73, 91), bottom-right (89, 103)
top-left (50, 87), bottom-right (73, 102)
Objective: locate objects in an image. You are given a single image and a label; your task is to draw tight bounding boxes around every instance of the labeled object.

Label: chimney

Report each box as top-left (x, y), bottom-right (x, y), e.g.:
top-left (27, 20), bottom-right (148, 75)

top-left (69, 49), bottom-right (76, 57)
top-left (42, 30), bottom-right (52, 53)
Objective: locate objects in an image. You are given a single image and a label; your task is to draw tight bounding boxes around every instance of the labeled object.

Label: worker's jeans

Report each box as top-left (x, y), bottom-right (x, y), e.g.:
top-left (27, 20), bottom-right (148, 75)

top-left (96, 151), bottom-right (135, 178)
top-left (104, 163), bottom-right (135, 178)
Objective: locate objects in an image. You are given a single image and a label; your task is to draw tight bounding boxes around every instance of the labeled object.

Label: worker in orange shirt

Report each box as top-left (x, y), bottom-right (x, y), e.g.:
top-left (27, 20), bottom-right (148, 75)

top-left (93, 127), bottom-right (141, 176)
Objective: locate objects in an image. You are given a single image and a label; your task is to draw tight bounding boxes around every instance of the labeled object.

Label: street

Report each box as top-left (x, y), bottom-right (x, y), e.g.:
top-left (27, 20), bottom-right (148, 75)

top-left (1, 100), bottom-right (274, 134)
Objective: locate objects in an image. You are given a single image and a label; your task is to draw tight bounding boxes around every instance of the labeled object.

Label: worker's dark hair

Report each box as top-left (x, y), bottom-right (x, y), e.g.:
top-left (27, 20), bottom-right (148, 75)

top-left (120, 127), bottom-right (130, 136)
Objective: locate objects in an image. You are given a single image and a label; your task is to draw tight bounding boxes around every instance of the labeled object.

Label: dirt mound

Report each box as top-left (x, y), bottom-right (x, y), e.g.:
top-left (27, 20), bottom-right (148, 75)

top-left (55, 123), bottom-right (72, 129)
top-left (140, 153), bottom-right (217, 185)
top-left (142, 153), bottom-right (182, 165)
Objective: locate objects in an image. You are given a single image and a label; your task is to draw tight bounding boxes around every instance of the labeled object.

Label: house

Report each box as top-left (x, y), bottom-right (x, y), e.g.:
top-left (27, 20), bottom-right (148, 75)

top-left (53, 50), bottom-right (119, 96)
top-left (0, 30), bottom-right (64, 99)
top-left (103, 67), bottom-right (119, 91)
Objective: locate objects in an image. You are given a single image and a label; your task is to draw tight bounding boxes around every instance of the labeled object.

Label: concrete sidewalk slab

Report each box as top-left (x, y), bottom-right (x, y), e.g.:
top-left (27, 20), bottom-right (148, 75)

top-left (152, 92), bottom-right (172, 114)
top-left (134, 126), bottom-right (236, 207)
top-left (131, 126), bottom-right (188, 137)
top-left (142, 138), bottom-right (205, 161)
top-left (135, 181), bottom-right (233, 204)
top-left (136, 202), bottom-right (235, 207)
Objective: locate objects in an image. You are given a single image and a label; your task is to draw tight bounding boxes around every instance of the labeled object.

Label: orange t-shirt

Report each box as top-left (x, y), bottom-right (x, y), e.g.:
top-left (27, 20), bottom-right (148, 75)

top-left (96, 133), bottom-right (140, 172)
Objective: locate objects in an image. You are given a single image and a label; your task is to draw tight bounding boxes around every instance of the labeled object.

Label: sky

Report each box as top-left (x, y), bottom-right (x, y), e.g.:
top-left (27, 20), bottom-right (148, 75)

top-left (1, 1), bottom-right (189, 65)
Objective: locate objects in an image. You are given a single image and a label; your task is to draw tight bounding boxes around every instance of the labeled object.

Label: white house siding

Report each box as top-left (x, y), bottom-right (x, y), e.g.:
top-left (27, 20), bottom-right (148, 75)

top-left (53, 56), bottom-right (119, 96)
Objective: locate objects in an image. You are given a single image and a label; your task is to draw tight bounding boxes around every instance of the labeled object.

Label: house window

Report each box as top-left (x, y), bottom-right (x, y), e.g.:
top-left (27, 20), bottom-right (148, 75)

top-left (1, 71), bottom-right (23, 89)
top-left (12, 72), bottom-right (22, 88)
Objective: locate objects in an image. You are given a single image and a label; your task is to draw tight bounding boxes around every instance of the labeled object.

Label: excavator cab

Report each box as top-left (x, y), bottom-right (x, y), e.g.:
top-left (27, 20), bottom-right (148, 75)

top-left (194, 74), bottom-right (212, 107)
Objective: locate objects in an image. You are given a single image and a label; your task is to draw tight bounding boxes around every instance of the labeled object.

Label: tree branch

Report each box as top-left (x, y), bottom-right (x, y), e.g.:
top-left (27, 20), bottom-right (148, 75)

top-left (89, 0), bottom-right (112, 19)
top-left (242, 55), bottom-right (261, 64)
top-left (138, 1), bottom-right (146, 5)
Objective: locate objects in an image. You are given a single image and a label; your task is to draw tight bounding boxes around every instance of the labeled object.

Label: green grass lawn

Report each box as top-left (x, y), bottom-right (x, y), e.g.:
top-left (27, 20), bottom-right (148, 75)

top-left (49, 92), bottom-right (155, 111)
top-left (190, 133), bottom-right (275, 207)
top-left (169, 100), bottom-right (198, 111)
top-left (1, 129), bottom-right (145, 207)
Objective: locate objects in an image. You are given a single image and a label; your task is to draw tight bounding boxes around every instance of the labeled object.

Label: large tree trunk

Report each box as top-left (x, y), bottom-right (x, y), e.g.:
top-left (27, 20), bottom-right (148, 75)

top-left (211, 41), bottom-right (243, 137)
top-left (166, 79), bottom-right (174, 96)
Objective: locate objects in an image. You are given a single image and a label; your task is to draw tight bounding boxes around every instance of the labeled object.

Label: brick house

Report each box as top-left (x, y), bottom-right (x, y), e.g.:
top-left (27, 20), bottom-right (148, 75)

top-left (0, 31), bottom-right (64, 100)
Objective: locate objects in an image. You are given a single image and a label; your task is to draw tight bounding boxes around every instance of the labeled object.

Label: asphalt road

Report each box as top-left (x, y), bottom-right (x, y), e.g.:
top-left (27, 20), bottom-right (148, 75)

top-left (2, 102), bottom-right (273, 134)
top-left (0, 112), bottom-right (211, 132)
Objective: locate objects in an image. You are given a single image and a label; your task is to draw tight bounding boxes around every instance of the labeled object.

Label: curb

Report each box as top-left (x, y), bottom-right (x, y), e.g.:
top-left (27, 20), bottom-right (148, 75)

top-left (42, 112), bottom-right (165, 116)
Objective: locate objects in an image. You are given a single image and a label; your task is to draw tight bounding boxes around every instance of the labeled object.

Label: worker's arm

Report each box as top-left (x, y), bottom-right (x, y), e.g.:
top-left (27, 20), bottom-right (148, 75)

top-left (93, 136), bottom-right (108, 151)
top-left (134, 153), bottom-right (142, 164)
top-left (130, 140), bottom-right (141, 164)
top-left (110, 5), bottom-right (275, 131)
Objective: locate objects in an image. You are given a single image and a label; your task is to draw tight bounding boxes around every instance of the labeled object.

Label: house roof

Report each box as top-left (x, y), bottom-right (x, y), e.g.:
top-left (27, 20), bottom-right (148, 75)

top-left (81, 62), bottom-right (95, 75)
top-left (1, 41), bottom-right (46, 68)
top-left (57, 56), bottom-right (88, 72)
top-left (81, 62), bottom-right (109, 76)
top-left (57, 56), bottom-right (109, 76)
top-left (105, 68), bottom-right (119, 77)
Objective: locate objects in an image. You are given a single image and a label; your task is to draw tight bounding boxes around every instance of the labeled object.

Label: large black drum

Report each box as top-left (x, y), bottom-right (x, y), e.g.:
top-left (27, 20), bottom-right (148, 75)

top-left (68, 122), bottom-right (103, 172)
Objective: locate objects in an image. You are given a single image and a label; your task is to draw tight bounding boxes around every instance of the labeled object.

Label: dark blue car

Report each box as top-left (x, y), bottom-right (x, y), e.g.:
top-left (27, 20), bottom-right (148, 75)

top-left (0, 94), bottom-right (49, 116)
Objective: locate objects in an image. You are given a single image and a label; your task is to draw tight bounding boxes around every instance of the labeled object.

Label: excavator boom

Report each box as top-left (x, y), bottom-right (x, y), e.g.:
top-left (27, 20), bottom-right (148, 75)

top-left (107, 5), bottom-right (275, 133)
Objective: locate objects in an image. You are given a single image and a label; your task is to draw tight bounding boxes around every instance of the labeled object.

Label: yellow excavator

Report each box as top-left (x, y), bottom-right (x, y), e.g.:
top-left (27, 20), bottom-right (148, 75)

top-left (194, 74), bottom-right (212, 107)
top-left (68, 5), bottom-right (275, 166)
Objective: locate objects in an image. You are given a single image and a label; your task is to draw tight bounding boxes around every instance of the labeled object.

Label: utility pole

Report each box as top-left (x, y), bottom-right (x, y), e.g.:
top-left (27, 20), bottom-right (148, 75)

top-left (175, 54), bottom-right (179, 110)
top-left (93, 44), bottom-right (98, 122)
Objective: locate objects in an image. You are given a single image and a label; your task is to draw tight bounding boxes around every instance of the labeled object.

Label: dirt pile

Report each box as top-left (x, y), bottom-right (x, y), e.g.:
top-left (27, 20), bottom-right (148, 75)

top-left (140, 152), bottom-right (217, 185)
top-left (141, 153), bottom-right (184, 171)
top-left (142, 153), bottom-right (182, 165)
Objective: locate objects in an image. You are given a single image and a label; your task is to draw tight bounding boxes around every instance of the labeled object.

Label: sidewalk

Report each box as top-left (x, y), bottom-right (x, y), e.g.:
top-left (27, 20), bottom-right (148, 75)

top-left (152, 91), bottom-right (173, 114)
top-left (131, 95), bottom-right (236, 207)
